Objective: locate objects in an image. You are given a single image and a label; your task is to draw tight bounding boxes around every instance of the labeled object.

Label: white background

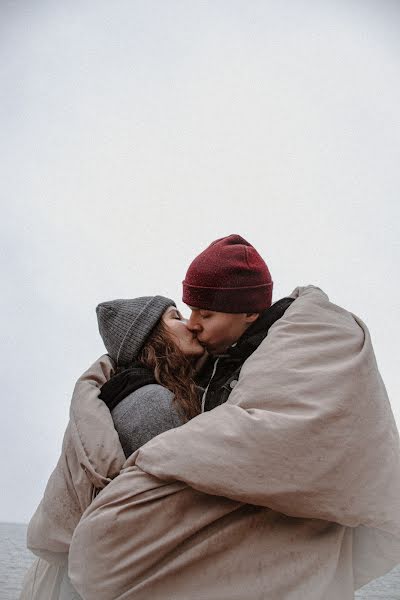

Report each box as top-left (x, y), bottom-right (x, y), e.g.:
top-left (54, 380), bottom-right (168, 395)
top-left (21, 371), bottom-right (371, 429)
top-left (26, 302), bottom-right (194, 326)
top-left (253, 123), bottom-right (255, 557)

top-left (1, 0), bottom-right (399, 523)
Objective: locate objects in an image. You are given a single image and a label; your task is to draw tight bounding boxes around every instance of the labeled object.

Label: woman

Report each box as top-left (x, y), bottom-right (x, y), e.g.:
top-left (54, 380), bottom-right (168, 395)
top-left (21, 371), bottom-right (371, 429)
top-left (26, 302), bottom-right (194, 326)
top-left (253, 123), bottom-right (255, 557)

top-left (97, 295), bottom-right (204, 457)
top-left (20, 295), bottom-right (204, 600)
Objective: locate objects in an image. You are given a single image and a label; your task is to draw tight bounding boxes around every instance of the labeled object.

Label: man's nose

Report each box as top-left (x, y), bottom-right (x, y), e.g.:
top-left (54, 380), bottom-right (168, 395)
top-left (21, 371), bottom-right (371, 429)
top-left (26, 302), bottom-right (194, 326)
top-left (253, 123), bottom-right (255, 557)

top-left (187, 314), bottom-right (202, 332)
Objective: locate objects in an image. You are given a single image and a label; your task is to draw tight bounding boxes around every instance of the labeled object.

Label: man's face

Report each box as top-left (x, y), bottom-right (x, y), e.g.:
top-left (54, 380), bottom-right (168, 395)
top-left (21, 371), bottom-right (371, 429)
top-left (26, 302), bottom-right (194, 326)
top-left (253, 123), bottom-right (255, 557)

top-left (186, 307), bottom-right (259, 355)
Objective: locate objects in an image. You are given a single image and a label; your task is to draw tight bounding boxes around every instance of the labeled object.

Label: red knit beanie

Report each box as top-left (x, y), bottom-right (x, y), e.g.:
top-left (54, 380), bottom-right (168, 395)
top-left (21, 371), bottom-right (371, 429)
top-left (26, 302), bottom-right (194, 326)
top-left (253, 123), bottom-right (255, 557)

top-left (182, 234), bottom-right (273, 313)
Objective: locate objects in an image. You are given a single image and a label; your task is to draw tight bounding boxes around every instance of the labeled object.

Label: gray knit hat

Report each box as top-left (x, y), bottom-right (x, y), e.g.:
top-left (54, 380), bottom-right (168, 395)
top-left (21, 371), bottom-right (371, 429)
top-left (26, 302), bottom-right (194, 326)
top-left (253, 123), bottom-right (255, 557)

top-left (96, 296), bottom-right (176, 367)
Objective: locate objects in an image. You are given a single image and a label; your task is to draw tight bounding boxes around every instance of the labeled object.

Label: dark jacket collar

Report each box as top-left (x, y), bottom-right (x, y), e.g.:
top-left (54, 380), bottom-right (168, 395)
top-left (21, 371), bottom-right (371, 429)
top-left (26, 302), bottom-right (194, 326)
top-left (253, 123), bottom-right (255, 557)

top-left (218, 296), bottom-right (294, 362)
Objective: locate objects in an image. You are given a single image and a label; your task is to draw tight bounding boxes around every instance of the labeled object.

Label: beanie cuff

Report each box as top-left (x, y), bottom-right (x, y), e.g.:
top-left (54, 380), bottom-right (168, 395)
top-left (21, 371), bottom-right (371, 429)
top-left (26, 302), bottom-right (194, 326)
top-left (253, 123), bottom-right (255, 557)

top-left (117, 296), bottom-right (175, 365)
top-left (182, 282), bottom-right (273, 313)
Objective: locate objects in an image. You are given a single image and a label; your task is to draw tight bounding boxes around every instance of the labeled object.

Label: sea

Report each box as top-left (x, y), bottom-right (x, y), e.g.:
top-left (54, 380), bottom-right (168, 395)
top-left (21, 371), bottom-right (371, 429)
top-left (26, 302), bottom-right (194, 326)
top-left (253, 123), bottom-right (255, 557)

top-left (0, 521), bottom-right (399, 600)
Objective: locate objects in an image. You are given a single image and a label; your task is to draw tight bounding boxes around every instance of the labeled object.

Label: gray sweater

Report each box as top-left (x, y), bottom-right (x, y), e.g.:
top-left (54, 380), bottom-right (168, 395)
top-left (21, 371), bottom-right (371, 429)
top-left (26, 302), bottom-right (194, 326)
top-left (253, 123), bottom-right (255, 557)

top-left (111, 384), bottom-right (184, 458)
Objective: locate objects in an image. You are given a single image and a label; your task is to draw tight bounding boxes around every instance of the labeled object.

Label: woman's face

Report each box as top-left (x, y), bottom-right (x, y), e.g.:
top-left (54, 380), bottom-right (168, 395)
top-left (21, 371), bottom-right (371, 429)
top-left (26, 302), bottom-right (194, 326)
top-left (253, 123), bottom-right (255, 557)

top-left (162, 306), bottom-right (205, 359)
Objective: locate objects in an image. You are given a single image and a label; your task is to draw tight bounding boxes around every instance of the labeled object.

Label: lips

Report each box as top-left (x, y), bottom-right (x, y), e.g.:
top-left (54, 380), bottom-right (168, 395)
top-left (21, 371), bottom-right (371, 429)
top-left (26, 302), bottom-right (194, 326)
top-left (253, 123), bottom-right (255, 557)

top-left (188, 333), bottom-right (201, 345)
top-left (196, 340), bottom-right (207, 347)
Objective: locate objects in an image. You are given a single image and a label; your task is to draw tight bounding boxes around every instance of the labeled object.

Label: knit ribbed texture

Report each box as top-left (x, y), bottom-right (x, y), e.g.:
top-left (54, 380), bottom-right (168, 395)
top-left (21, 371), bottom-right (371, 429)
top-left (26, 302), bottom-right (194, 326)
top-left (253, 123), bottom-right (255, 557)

top-left (96, 296), bottom-right (175, 366)
top-left (182, 234), bottom-right (273, 312)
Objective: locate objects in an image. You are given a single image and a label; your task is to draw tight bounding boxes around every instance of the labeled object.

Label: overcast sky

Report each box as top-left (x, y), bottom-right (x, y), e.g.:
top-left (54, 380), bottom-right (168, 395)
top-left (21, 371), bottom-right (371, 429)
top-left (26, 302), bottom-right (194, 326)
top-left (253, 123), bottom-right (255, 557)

top-left (1, 1), bottom-right (399, 524)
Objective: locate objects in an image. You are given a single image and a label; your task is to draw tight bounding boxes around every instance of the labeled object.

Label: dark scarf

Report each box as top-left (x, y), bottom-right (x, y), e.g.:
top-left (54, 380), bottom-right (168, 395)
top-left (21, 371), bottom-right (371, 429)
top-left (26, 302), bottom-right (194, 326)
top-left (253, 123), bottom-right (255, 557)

top-left (99, 363), bottom-right (156, 412)
top-left (227, 296), bottom-right (294, 361)
top-left (196, 296), bottom-right (294, 388)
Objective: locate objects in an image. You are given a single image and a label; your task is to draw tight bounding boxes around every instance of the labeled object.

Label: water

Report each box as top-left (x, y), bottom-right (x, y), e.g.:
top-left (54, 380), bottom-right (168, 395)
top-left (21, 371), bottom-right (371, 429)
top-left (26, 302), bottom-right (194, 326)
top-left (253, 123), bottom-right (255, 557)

top-left (0, 522), bottom-right (399, 599)
top-left (0, 523), bottom-right (34, 600)
top-left (355, 567), bottom-right (400, 600)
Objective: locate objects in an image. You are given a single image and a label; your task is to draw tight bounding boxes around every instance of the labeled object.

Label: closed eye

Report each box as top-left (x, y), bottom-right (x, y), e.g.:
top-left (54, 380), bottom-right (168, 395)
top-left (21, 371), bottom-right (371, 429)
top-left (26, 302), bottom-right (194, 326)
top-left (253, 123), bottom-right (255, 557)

top-left (199, 312), bottom-right (211, 319)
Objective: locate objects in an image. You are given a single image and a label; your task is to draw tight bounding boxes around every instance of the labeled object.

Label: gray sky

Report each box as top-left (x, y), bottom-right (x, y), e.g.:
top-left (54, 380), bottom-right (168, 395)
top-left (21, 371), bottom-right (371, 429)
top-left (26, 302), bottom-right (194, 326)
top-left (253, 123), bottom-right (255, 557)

top-left (1, 1), bottom-right (399, 524)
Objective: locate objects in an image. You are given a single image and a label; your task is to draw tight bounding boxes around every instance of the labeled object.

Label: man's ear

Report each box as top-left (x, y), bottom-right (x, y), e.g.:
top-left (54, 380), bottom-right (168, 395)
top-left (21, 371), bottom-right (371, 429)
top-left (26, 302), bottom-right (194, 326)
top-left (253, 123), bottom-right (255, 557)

top-left (245, 313), bottom-right (260, 324)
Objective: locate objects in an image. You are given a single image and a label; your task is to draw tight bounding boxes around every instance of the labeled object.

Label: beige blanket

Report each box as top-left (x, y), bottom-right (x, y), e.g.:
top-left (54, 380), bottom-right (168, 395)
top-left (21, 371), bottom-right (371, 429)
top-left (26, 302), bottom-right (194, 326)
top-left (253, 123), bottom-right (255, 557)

top-left (69, 286), bottom-right (400, 599)
top-left (22, 355), bottom-right (125, 599)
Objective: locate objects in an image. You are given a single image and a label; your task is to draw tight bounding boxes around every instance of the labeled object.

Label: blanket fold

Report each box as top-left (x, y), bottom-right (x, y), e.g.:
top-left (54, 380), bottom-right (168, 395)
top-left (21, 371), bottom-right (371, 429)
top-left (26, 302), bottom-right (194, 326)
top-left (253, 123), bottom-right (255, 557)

top-left (23, 354), bottom-right (125, 600)
top-left (27, 354), bottom-right (125, 561)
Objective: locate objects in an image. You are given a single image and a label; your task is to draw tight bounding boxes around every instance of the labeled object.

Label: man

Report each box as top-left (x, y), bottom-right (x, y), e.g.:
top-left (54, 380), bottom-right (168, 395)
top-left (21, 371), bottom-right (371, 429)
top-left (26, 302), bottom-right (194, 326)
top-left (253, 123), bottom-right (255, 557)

top-left (69, 234), bottom-right (400, 600)
top-left (182, 233), bottom-right (294, 411)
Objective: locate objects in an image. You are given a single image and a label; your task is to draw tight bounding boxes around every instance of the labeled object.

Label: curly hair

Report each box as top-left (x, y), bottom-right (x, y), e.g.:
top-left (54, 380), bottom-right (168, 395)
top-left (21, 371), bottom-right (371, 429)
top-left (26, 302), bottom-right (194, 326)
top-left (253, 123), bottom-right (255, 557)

top-left (137, 319), bottom-right (201, 422)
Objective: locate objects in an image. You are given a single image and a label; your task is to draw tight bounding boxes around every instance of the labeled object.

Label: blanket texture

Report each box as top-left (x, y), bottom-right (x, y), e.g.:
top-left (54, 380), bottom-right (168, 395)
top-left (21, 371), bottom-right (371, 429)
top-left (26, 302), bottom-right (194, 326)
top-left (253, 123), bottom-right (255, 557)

top-left (22, 355), bottom-right (125, 599)
top-left (69, 286), bottom-right (400, 599)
